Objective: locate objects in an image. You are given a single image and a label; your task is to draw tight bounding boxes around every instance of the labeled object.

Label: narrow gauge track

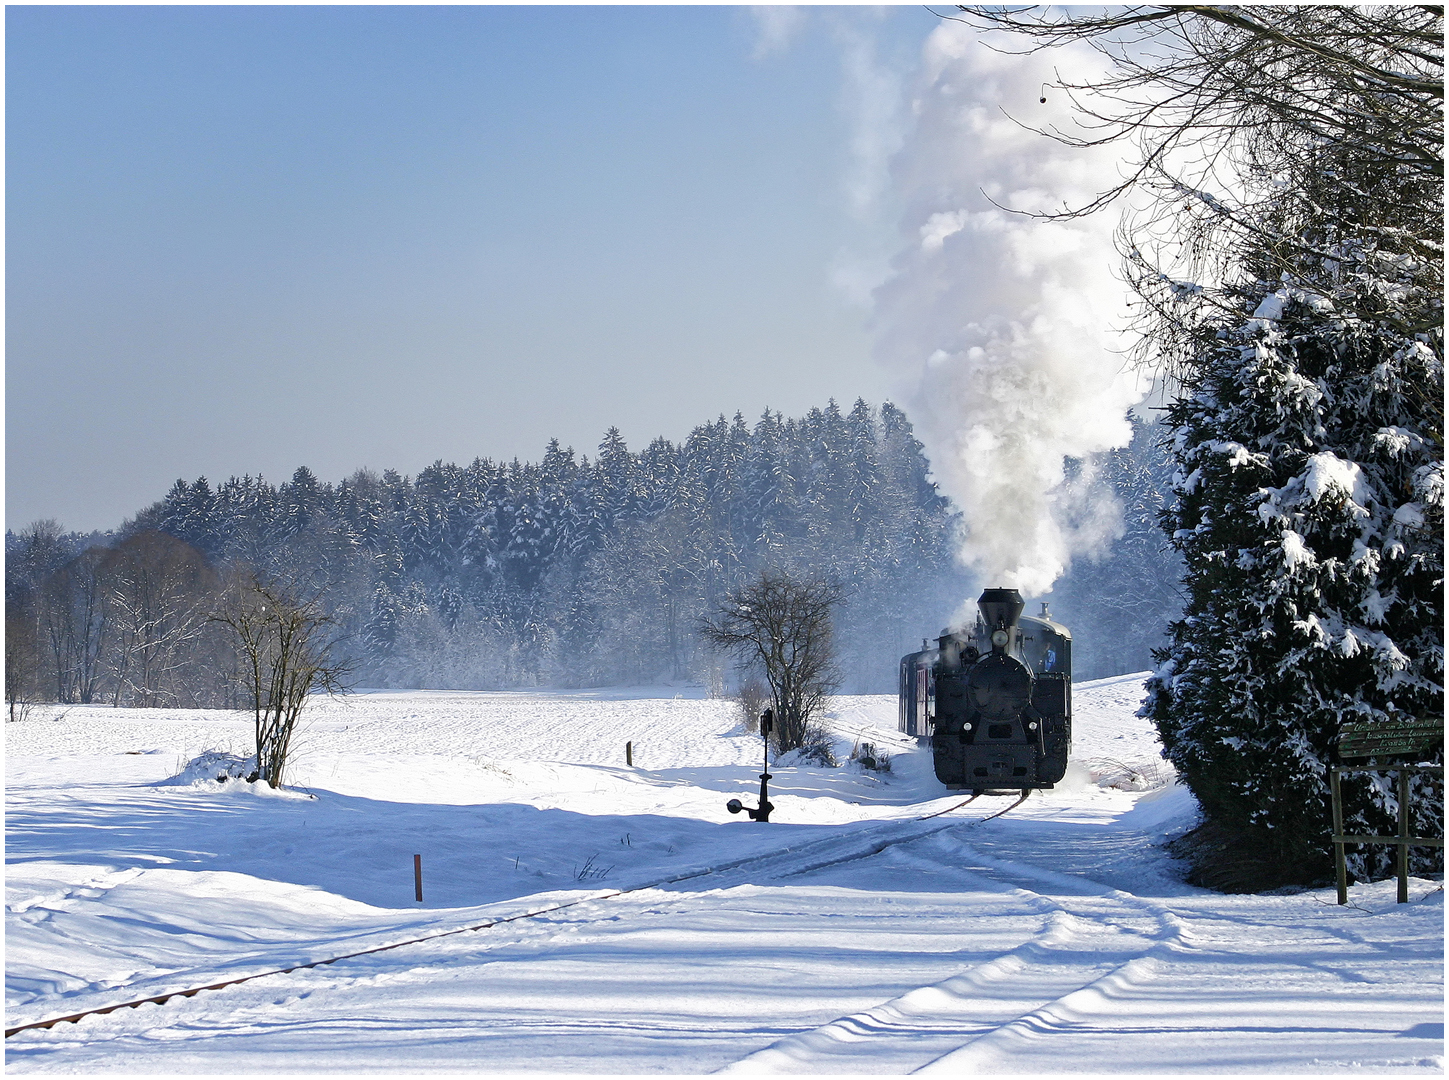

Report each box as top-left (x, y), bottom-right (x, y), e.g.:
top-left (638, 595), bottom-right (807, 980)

top-left (5, 789), bottom-right (1028, 1040)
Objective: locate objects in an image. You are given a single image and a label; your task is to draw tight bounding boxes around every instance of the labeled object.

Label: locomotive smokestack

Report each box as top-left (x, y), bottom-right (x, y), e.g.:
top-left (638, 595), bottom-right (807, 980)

top-left (977, 588), bottom-right (1025, 632)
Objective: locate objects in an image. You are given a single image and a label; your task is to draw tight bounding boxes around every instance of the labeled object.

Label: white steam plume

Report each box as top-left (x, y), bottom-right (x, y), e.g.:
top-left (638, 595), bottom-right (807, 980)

top-left (749, 6), bottom-right (807, 60)
top-left (873, 24), bottom-right (1145, 598)
top-left (830, 13), bottom-right (905, 220)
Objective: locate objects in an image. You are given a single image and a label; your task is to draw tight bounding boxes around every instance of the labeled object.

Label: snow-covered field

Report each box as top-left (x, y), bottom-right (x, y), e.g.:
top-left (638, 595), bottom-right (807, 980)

top-left (6, 675), bottom-right (1442, 1073)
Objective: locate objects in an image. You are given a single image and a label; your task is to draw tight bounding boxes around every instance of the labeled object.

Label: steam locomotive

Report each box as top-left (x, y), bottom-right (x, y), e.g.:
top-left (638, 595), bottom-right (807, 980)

top-left (899, 588), bottom-right (1072, 792)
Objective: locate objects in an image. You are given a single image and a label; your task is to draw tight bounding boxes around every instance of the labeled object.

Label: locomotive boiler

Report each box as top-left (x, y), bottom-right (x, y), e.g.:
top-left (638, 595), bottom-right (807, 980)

top-left (899, 588), bottom-right (1072, 792)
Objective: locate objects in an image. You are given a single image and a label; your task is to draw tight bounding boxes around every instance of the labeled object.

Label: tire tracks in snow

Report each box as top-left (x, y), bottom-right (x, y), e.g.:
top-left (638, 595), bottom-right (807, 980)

top-left (719, 829), bottom-right (1193, 1074)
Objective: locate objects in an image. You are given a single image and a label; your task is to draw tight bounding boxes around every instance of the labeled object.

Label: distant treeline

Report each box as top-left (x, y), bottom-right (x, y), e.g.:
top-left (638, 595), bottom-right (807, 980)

top-left (6, 399), bottom-right (1181, 708)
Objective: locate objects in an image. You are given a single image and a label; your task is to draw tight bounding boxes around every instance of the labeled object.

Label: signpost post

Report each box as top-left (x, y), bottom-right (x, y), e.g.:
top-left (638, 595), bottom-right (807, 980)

top-left (1330, 717), bottom-right (1443, 905)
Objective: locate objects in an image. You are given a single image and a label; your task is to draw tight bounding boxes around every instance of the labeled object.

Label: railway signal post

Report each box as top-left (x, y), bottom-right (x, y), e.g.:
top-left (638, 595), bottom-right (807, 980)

top-left (727, 708), bottom-right (775, 822)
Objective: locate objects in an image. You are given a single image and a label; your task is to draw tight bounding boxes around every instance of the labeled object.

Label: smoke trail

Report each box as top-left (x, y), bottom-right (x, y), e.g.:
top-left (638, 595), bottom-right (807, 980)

top-left (749, 6), bottom-right (807, 60)
top-left (873, 23), bottom-right (1144, 598)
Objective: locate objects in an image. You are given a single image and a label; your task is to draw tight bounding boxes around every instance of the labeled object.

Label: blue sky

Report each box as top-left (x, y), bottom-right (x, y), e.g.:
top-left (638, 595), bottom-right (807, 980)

top-left (8, 5), bottom-right (938, 532)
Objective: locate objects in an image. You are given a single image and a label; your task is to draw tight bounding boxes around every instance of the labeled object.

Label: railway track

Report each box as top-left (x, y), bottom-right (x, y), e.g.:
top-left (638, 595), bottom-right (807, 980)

top-left (5, 789), bottom-right (1032, 1040)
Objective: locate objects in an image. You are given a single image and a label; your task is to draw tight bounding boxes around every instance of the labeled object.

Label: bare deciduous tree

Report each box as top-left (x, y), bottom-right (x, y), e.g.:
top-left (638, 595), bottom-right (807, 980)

top-left (102, 531), bottom-right (218, 708)
top-left (36, 547), bottom-right (112, 705)
top-left (6, 606), bottom-right (41, 721)
top-left (700, 570), bottom-right (843, 753)
top-left (216, 576), bottom-right (350, 788)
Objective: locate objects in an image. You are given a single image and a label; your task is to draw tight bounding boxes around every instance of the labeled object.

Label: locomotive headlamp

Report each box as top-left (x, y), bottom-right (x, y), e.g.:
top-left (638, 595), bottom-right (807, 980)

top-left (991, 629), bottom-right (1010, 648)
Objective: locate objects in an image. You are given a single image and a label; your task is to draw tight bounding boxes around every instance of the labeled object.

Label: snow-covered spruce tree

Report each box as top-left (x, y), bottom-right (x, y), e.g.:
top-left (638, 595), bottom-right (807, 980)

top-left (1144, 252), bottom-right (1443, 889)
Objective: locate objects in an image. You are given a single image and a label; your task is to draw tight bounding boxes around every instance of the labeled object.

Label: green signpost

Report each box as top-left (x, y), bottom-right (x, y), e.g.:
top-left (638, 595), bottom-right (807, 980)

top-left (1330, 717), bottom-right (1443, 905)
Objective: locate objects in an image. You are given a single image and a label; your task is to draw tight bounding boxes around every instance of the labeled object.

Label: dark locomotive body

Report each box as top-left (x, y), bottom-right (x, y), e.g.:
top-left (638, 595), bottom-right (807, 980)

top-left (899, 588), bottom-right (1072, 792)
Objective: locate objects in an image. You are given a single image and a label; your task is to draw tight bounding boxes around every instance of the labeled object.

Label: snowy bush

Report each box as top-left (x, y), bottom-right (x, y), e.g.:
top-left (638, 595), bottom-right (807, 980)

top-left (158, 749), bottom-right (259, 787)
top-left (774, 721), bottom-right (838, 768)
top-left (849, 738), bottom-right (892, 774)
top-left (1088, 756), bottom-right (1168, 792)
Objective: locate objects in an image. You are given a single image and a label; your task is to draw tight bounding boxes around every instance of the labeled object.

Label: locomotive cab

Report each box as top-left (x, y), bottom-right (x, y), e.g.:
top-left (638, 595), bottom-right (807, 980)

top-left (899, 589), bottom-right (1072, 793)
top-left (898, 643), bottom-right (938, 737)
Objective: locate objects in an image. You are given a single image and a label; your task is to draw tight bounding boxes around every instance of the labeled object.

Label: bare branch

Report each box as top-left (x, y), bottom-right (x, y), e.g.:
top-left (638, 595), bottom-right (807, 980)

top-left (946, 4), bottom-right (1442, 373)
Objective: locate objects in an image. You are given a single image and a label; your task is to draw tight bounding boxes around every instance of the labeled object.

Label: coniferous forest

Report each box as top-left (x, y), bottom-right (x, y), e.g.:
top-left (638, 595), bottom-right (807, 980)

top-left (6, 398), bottom-right (1179, 710)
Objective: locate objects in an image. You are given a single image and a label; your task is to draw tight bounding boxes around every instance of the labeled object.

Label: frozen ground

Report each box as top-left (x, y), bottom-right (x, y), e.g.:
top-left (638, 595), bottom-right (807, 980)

top-left (5, 674), bottom-right (1442, 1073)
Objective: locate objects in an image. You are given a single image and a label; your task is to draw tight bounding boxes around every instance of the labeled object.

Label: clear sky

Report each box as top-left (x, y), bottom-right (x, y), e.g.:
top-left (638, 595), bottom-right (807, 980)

top-left (8, 5), bottom-right (938, 533)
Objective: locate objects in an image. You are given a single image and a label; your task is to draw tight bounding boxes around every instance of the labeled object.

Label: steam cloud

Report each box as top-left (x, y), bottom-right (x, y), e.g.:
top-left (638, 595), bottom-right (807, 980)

top-left (873, 25), bottom-right (1144, 598)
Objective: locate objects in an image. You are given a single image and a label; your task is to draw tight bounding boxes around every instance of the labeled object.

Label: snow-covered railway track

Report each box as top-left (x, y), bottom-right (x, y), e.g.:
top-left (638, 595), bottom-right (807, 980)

top-left (5, 792), bottom-right (1028, 1040)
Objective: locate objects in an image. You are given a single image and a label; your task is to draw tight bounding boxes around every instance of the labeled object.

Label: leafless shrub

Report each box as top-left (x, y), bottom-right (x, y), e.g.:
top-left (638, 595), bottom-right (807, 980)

top-left (735, 676), bottom-right (768, 734)
top-left (851, 739), bottom-right (892, 774)
top-left (794, 721), bottom-right (838, 768)
top-left (573, 854), bottom-right (613, 881)
top-left (1089, 756), bottom-right (1167, 792)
